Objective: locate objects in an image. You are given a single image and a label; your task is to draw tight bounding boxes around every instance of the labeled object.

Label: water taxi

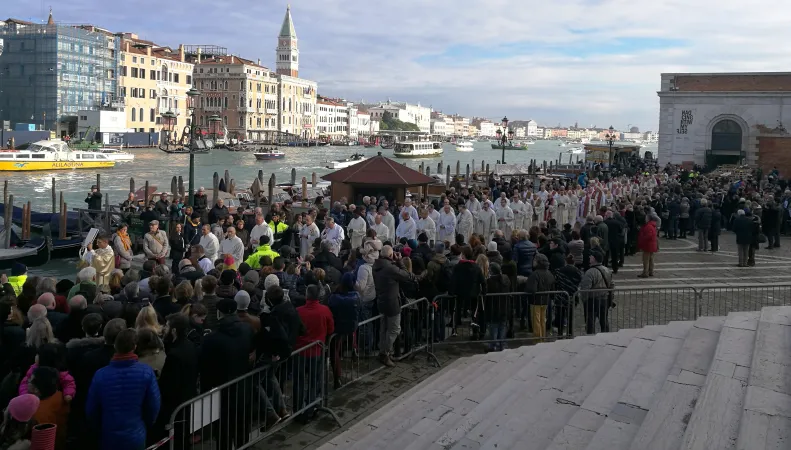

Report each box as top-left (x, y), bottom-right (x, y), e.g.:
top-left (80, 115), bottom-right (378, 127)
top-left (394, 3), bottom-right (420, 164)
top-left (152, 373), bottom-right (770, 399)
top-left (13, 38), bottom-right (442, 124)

top-left (326, 153), bottom-right (367, 169)
top-left (253, 148), bottom-right (286, 160)
top-left (97, 148), bottom-right (135, 162)
top-left (0, 140), bottom-right (115, 171)
top-left (393, 139), bottom-right (443, 158)
top-left (455, 141), bottom-right (474, 152)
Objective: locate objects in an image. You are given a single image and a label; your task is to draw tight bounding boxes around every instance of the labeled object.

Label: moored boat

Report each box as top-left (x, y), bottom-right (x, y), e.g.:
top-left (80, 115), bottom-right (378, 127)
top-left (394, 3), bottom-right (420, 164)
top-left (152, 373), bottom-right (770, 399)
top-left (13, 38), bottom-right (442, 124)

top-left (0, 140), bottom-right (116, 171)
top-left (97, 147), bottom-right (135, 162)
top-left (490, 142), bottom-right (528, 150)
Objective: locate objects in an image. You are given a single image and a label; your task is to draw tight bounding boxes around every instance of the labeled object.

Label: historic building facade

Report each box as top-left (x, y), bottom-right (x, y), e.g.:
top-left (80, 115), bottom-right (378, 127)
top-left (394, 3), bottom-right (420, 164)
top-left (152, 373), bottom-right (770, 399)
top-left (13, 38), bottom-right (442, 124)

top-left (658, 72), bottom-right (791, 171)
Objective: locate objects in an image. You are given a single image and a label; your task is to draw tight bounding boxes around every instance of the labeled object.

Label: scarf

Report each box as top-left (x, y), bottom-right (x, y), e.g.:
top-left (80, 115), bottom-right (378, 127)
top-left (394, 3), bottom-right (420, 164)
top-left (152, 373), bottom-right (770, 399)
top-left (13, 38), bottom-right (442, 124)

top-left (117, 229), bottom-right (132, 251)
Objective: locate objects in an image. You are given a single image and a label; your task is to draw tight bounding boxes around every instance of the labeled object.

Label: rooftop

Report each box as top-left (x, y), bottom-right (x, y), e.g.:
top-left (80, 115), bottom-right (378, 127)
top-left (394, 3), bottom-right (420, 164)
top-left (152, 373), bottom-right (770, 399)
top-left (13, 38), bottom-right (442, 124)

top-left (322, 153), bottom-right (436, 186)
top-left (279, 5), bottom-right (297, 38)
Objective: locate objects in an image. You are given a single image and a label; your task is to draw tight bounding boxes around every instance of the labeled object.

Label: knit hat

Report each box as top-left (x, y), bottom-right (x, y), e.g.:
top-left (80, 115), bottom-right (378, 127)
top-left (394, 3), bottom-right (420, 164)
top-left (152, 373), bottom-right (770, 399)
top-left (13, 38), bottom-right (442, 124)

top-left (487, 241), bottom-right (498, 252)
top-left (234, 291), bottom-right (251, 311)
top-left (216, 298), bottom-right (237, 315)
top-left (223, 255), bottom-right (235, 267)
top-left (401, 246), bottom-right (412, 257)
top-left (264, 274), bottom-right (280, 290)
top-left (434, 242), bottom-right (445, 254)
top-left (534, 253), bottom-right (550, 269)
top-left (8, 394), bottom-right (39, 422)
top-left (11, 263), bottom-right (26, 276)
top-left (243, 270), bottom-right (260, 286)
top-left (489, 262), bottom-right (502, 276)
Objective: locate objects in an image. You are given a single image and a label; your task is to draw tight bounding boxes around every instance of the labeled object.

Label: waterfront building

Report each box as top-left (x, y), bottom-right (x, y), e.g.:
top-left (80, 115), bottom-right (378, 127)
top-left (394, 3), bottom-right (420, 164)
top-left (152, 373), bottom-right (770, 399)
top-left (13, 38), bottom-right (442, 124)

top-left (430, 116), bottom-right (453, 136)
top-left (658, 72), bottom-right (791, 169)
top-left (514, 127), bottom-right (526, 138)
top-left (451, 115), bottom-right (470, 136)
top-left (369, 101), bottom-right (432, 133)
top-left (355, 110), bottom-right (372, 140)
top-left (0, 12), bottom-right (119, 136)
top-left (187, 46), bottom-right (274, 141)
top-left (118, 35), bottom-right (194, 135)
top-left (526, 119), bottom-right (538, 136)
top-left (644, 131), bottom-right (658, 142)
top-left (316, 98), bottom-right (347, 140)
top-left (542, 128), bottom-right (554, 139)
top-left (472, 118), bottom-right (496, 137)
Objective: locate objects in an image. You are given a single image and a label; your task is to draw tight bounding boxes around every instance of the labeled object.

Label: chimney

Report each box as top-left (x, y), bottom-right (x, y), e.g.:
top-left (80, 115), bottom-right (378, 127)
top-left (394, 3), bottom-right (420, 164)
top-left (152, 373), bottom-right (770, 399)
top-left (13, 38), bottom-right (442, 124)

top-left (125, 41), bottom-right (130, 52)
top-left (146, 46), bottom-right (151, 57)
top-left (257, 58), bottom-right (261, 66)
top-left (196, 47), bottom-right (202, 64)
top-left (231, 55), bottom-right (235, 63)
top-left (179, 44), bottom-right (185, 62)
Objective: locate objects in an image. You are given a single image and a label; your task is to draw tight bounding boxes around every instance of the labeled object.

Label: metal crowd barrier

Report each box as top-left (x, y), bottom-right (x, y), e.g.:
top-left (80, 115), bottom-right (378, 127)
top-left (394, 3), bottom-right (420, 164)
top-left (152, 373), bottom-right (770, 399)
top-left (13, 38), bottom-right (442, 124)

top-left (697, 283), bottom-right (791, 317)
top-left (166, 340), bottom-right (340, 450)
top-left (429, 291), bottom-right (575, 349)
top-left (325, 297), bottom-right (439, 395)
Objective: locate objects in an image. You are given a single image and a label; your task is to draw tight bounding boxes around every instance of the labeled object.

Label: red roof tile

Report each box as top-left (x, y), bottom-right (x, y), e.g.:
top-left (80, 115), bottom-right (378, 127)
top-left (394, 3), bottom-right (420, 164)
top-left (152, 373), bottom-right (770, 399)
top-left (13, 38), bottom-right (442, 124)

top-left (322, 154), bottom-right (436, 186)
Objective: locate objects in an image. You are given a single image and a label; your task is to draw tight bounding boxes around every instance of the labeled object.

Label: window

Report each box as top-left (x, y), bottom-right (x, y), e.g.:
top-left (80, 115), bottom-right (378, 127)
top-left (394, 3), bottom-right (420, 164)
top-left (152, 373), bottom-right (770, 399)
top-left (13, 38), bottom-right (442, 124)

top-left (174, 74), bottom-right (179, 83)
top-left (132, 108), bottom-right (136, 121)
top-left (224, 97), bottom-right (228, 108)
top-left (141, 58), bottom-right (145, 64)
top-left (132, 56), bottom-right (137, 63)
top-left (150, 128), bottom-right (155, 133)
top-left (150, 109), bottom-right (155, 122)
top-left (150, 89), bottom-right (157, 99)
top-left (140, 89), bottom-right (145, 99)
top-left (150, 69), bottom-right (156, 79)
top-left (139, 108), bottom-right (143, 122)
top-left (121, 66), bottom-right (128, 76)
top-left (240, 116), bottom-right (244, 127)
top-left (31, 154), bottom-right (45, 159)
top-left (131, 67), bottom-right (138, 78)
top-left (140, 69), bottom-right (145, 80)
top-left (186, 75), bottom-right (191, 85)
top-left (120, 87), bottom-right (127, 98)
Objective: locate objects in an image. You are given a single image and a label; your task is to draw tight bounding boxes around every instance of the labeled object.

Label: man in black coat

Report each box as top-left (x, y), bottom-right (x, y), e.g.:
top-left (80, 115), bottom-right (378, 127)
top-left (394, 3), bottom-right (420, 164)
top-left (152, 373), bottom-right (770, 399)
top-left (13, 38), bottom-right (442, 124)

top-left (372, 245), bottom-right (417, 367)
top-left (604, 212), bottom-right (625, 273)
top-left (200, 299), bottom-right (255, 449)
top-left (154, 313), bottom-right (199, 447)
top-left (85, 185), bottom-right (102, 211)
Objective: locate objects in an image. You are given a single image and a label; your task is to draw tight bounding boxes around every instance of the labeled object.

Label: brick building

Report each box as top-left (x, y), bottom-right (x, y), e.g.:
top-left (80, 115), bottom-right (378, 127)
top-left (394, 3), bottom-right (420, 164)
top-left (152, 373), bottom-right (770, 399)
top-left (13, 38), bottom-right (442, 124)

top-left (658, 72), bottom-right (791, 172)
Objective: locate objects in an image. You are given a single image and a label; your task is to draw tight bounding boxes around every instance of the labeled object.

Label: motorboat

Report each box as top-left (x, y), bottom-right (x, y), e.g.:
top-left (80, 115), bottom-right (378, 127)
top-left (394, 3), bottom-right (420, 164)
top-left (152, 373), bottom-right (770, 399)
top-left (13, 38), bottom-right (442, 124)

top-left (326, 153), bottom-right (367, 169)
top-left (525, 140), bottom-right (536, 145)
top-left (96, 147), bottom-right (135, 162)
top-left (393, 139), bottom-right (444, 158)
top-left (490, 142), bottom-right (528, 150)
top-left (455, 141), bottom-right (474, 152)
top-left (0, 140), bottom-right (116, 171)
top-left (253, 148), bottom-right (286, 160)
top-left (558, 142), bottom-right (567, 147)
top-left (567, 147), bottom-right (585, 154)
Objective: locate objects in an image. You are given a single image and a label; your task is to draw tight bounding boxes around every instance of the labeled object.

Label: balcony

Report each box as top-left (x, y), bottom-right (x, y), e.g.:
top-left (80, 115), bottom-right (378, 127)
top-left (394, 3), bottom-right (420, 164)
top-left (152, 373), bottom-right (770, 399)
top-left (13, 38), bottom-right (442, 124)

top-left (266, 107), bottom-right (277, 114)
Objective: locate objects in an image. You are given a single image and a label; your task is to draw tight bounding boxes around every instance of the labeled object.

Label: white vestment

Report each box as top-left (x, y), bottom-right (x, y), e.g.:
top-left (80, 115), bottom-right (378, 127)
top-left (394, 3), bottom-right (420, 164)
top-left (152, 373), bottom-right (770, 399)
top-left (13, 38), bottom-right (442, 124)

top-left (497, 206), bottom-right (515, 240)
top-left (396, 218), bottom-right (416, 241)
top-left (321, 225), bottom-right (345, 256)
top-left (437, 210), bottom-right (456, 242)
top-left (382, 212), bottom-right (396, 242)
top-left (199, 233), bottom-right (220, 262)
top-left (456, 209), bottom-right (474, 243)
top-left (416, 216), bottom-right (437, 243)
top-left (511, 200), bottom-right (525, 230)
top-left (372, 223), bottom-right (390, 242)
top-left (299, 223), bottom-right (320, 258)
top-left (347, 216), bottom-right (368, 249)
top-left (523, 201), bottom-right (534, 231)
top-left (557, 194), bottom-right (570, 226)
top-left (477, 208), bottom-right (496, 243)
top-left (249, 223), bottom-right (274, 248)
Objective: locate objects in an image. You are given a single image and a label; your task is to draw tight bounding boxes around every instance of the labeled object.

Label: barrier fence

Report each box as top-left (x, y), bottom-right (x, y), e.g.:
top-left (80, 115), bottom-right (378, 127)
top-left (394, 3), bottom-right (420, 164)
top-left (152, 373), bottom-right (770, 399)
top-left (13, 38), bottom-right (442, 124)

top-left (165, 283), bottom-right (791, 449)
top-left (326, 297), bottom-right (439, 394)
top-left (167, 340), bottom-right (340, 450)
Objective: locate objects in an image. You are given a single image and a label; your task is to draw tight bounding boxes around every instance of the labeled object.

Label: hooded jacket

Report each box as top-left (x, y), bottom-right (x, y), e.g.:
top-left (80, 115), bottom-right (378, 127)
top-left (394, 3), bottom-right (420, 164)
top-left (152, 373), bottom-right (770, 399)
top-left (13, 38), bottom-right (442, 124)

top-left (373, 257), bottom-right (417, 317)
top-left (199, 315), bottom-right (254, 391)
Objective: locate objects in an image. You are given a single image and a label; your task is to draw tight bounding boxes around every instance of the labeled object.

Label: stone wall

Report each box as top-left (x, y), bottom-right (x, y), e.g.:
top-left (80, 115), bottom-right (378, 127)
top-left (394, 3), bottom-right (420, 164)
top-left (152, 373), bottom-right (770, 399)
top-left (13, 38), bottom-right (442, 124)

top-left (757, 136), bottom-right (791, 176)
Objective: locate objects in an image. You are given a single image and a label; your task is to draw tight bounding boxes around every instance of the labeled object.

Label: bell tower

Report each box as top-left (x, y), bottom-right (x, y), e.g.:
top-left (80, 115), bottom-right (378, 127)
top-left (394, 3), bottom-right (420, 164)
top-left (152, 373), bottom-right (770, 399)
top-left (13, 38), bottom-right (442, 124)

top-left (276, 5), bottom-right (299, 77)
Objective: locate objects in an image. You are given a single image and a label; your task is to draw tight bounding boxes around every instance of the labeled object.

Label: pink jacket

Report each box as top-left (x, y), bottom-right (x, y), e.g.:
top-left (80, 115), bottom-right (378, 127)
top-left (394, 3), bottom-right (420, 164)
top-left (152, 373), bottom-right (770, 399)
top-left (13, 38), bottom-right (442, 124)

top-left (18, 363), bottom-right (77, 398)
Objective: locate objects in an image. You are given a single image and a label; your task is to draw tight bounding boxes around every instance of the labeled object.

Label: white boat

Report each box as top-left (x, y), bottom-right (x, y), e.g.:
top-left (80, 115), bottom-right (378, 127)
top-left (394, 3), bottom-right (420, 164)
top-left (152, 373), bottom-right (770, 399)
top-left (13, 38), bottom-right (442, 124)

top-left (524, 140), bottom-right (536, 145)
top-left (253, 148), bottom-right (285, 160)
top-left (0, 140), bottom-right (116, 172)
top-left (97, 148), bottom-right (135, 162)
top-left (393, 139), bottom-right (444, 158)
top-left (566, 147), bottom-right (585, 154)
top-left (326, 153), bottom-right (367, 169)
top-left (558, 142), bottom-right (567, 147)
top-left (455, 141), bottom-right (474, 152)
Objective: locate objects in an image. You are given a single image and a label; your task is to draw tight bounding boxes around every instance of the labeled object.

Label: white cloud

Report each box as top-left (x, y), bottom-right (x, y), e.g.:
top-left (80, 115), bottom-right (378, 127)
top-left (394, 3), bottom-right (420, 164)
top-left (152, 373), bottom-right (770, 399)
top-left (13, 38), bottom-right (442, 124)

top-left (6, 0), bottom-right (791, 131)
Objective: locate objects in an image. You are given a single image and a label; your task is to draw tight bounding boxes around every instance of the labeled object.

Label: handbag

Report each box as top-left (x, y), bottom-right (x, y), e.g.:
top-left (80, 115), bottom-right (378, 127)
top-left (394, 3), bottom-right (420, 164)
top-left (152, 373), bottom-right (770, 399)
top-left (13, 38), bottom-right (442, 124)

top-left (114, 253), bottom-right (122, 268)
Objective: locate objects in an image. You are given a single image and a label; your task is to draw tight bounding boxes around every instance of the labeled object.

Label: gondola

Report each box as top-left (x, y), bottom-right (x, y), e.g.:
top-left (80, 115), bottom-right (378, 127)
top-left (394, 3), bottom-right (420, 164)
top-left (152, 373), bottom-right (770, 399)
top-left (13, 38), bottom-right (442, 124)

top-left (0, 235), bottom-right (51, 270)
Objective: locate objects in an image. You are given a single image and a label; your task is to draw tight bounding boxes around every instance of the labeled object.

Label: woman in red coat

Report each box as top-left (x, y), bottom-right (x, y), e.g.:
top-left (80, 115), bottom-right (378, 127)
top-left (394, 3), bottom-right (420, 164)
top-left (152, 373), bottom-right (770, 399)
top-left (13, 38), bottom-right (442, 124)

top-left (637, 217), bottom-right (659, 278)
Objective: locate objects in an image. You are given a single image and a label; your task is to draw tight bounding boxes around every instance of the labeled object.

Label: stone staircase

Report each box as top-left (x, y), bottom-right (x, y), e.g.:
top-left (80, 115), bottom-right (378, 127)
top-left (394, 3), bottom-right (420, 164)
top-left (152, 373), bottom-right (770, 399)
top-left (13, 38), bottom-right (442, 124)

top-left (318, 306), bottom-right (791, 450)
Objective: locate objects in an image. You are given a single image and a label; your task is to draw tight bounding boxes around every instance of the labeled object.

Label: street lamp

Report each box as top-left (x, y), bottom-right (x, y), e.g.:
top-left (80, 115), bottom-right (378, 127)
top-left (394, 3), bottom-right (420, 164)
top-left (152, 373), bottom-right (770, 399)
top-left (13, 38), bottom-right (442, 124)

top-left (186, 87), bottom-right (201, 207)
top-left (605, 125), bottom-right (616, 168)
top-left (208, 114), bottom-right (222, 144)
top-left (496, 116), bottom-right (511, 164)
top-left (160, 111), bottom-right (177, 147)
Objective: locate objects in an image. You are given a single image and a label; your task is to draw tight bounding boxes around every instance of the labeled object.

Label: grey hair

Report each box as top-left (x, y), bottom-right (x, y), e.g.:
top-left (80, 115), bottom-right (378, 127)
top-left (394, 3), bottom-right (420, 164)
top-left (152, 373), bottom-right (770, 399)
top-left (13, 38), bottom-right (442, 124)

top-left (381, 245), bottom-right (394, 258)
top-left (153, 265), bottom-right (171, 278)
top-left (737, 209), bottom-right (745, 216)
top-left (68, 295), bottom-right (88, 310)
top-left (321, 240), bottom-right (333, 252)
top-left (700, 199), bottom-right (708, 206)
top-left (36, 277), bottom-right (57, 296)
top-left (78, 267), bottom-right (97, 283)
top-left (124, 281), bottom-right (139, 299)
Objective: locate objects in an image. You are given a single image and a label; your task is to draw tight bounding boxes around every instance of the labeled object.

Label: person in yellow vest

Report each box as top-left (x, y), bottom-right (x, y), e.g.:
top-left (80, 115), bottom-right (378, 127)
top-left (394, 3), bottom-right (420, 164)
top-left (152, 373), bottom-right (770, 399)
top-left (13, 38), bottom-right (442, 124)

top-left (6, 263), bottom-right (27, 296)
top-left (244, 235), bottom-right (280, 270)
top-left (268, 212), bottom-right (289, 250)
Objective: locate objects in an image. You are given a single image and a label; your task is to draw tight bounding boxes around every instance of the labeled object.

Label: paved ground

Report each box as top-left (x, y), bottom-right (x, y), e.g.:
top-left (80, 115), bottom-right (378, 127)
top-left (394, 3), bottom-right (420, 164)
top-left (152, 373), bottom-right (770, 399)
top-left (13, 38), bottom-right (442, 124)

top-left (251, 231), bottom-right (791, 450)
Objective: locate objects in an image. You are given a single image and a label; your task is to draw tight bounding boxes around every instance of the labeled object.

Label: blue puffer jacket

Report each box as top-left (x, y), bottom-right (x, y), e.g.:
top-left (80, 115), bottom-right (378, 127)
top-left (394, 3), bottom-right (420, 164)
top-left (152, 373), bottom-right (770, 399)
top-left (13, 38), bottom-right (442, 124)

top-left (512, 239), bottom-right (537, 277)
top-left (328, 291), bottom-right (362, 335)
top-left (86, 355), bottom-right (161, 450)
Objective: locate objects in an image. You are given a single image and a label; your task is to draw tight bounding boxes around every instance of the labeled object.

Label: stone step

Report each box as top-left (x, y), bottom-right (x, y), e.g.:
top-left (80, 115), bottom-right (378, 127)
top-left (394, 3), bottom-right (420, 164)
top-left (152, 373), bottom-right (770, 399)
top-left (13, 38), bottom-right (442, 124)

top-left (681, 312), bottom-right (759, 450)
top-left (473, 334), bottom-right (624, 449)
top-left (734, 306), bottom-right (791, 450)
top-left (628, 316), bottom-right (725, 450)
top-left (347, 347), bottom-right (536, 450)
top-left (546, 331), bottom-right (658, 450)
top-left (324, 355), bottom-right (482, 449)
top-left (583, 321), bottom-right (693, 450)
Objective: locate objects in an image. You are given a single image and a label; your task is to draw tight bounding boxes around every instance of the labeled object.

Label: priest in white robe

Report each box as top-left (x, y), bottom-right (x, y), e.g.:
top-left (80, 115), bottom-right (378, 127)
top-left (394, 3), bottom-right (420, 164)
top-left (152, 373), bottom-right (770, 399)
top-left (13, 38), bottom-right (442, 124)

top-left (427, 204), bottom-right (441, 238)
top-left (477, 202), bottom-right (497, 243)
top-left (299, 215), bottom-right (321, 259)
top-left (437, 204), bottom-right (457, 243)
top-left (379, 206), bottom-right (396, 243)
top-left (557, 190), bottom-right (570, 226)
top-left (416, 209), bottom-right (437, 245)
top-left (568, 191), bottom-right (580, 226)
top-left (496, 198), bottom-right (515, 240)
top-left (533, 196), bottom-right (545, 225)
top-left (347, 208), bottom-right (368, 250)
top-left (511, 195), bottom-right (525, 231)
top-left (395, 211), bottom-right (417, 241)
top-left (372, 214), bottom-right (390, 243)
top-left (401, 199), bottom-right (419, 223)
top-left (523, 198), bottom-right (534, 231)
top-left (321, 217), bottom-right (345, 256)
top-left (456, 204), bottom-right (474, 244)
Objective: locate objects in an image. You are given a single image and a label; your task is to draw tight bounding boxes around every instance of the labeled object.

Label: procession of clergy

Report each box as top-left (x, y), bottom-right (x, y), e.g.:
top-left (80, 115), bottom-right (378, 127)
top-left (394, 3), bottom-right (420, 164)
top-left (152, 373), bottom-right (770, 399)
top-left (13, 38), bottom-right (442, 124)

top-left (315, 173), bottom-right (665, 253)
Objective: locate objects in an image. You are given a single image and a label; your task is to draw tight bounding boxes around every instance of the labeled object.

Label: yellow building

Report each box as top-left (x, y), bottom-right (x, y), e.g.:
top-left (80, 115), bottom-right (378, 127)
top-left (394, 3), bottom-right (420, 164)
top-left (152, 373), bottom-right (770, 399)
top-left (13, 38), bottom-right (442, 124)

top-left (118, 34), bottom-right (194, 137)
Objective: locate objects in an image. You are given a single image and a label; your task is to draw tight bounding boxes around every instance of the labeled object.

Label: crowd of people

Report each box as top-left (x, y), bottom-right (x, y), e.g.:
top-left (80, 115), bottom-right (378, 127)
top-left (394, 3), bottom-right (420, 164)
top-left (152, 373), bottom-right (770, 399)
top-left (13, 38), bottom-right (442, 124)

top-left (0, 163), bottom-right (782, 449)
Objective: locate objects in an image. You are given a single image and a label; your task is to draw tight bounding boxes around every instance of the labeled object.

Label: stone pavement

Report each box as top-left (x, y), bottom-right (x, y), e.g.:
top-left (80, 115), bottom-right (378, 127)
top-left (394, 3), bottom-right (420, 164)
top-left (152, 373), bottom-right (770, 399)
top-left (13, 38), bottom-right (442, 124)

top-left (253, 231), bottom-right (791, 450)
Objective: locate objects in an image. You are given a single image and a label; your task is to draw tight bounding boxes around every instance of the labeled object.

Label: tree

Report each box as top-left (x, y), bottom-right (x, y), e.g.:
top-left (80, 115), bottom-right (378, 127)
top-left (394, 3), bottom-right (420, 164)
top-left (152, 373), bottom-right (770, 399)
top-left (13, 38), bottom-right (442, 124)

top-left (380, 111), bottom-right (420, 132)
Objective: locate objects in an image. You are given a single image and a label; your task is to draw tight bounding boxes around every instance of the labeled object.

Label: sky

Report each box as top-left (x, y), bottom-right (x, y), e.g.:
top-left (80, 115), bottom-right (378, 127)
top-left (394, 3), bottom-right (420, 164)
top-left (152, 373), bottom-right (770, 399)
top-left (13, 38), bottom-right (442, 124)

top-left (6, 0), bottom-right (790, 132)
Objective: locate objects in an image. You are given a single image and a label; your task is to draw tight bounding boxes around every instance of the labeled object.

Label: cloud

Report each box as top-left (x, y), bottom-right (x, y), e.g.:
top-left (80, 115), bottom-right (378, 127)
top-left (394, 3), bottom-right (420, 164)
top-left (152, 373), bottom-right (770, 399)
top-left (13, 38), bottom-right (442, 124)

top-left (5, 0), bottom-right (789, 131)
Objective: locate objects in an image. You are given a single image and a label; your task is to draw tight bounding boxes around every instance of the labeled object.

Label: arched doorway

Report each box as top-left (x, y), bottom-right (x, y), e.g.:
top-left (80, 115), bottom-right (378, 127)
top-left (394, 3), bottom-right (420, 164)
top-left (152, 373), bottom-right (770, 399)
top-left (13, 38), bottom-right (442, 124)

top-left (707, 119), bottom-right (744, 168)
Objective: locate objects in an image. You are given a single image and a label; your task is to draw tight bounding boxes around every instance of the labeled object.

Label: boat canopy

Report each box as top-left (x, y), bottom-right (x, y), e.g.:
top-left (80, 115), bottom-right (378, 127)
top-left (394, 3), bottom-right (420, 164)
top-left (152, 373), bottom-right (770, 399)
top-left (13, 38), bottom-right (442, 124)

top-left (28, 140), bottom-right (70, 152)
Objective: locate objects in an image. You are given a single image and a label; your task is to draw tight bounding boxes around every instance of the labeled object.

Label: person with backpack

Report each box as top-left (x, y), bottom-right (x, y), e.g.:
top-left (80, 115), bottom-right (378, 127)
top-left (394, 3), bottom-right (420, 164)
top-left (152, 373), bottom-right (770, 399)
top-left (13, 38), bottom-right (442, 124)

top-left (579, 249), bottom-right (614, 334)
